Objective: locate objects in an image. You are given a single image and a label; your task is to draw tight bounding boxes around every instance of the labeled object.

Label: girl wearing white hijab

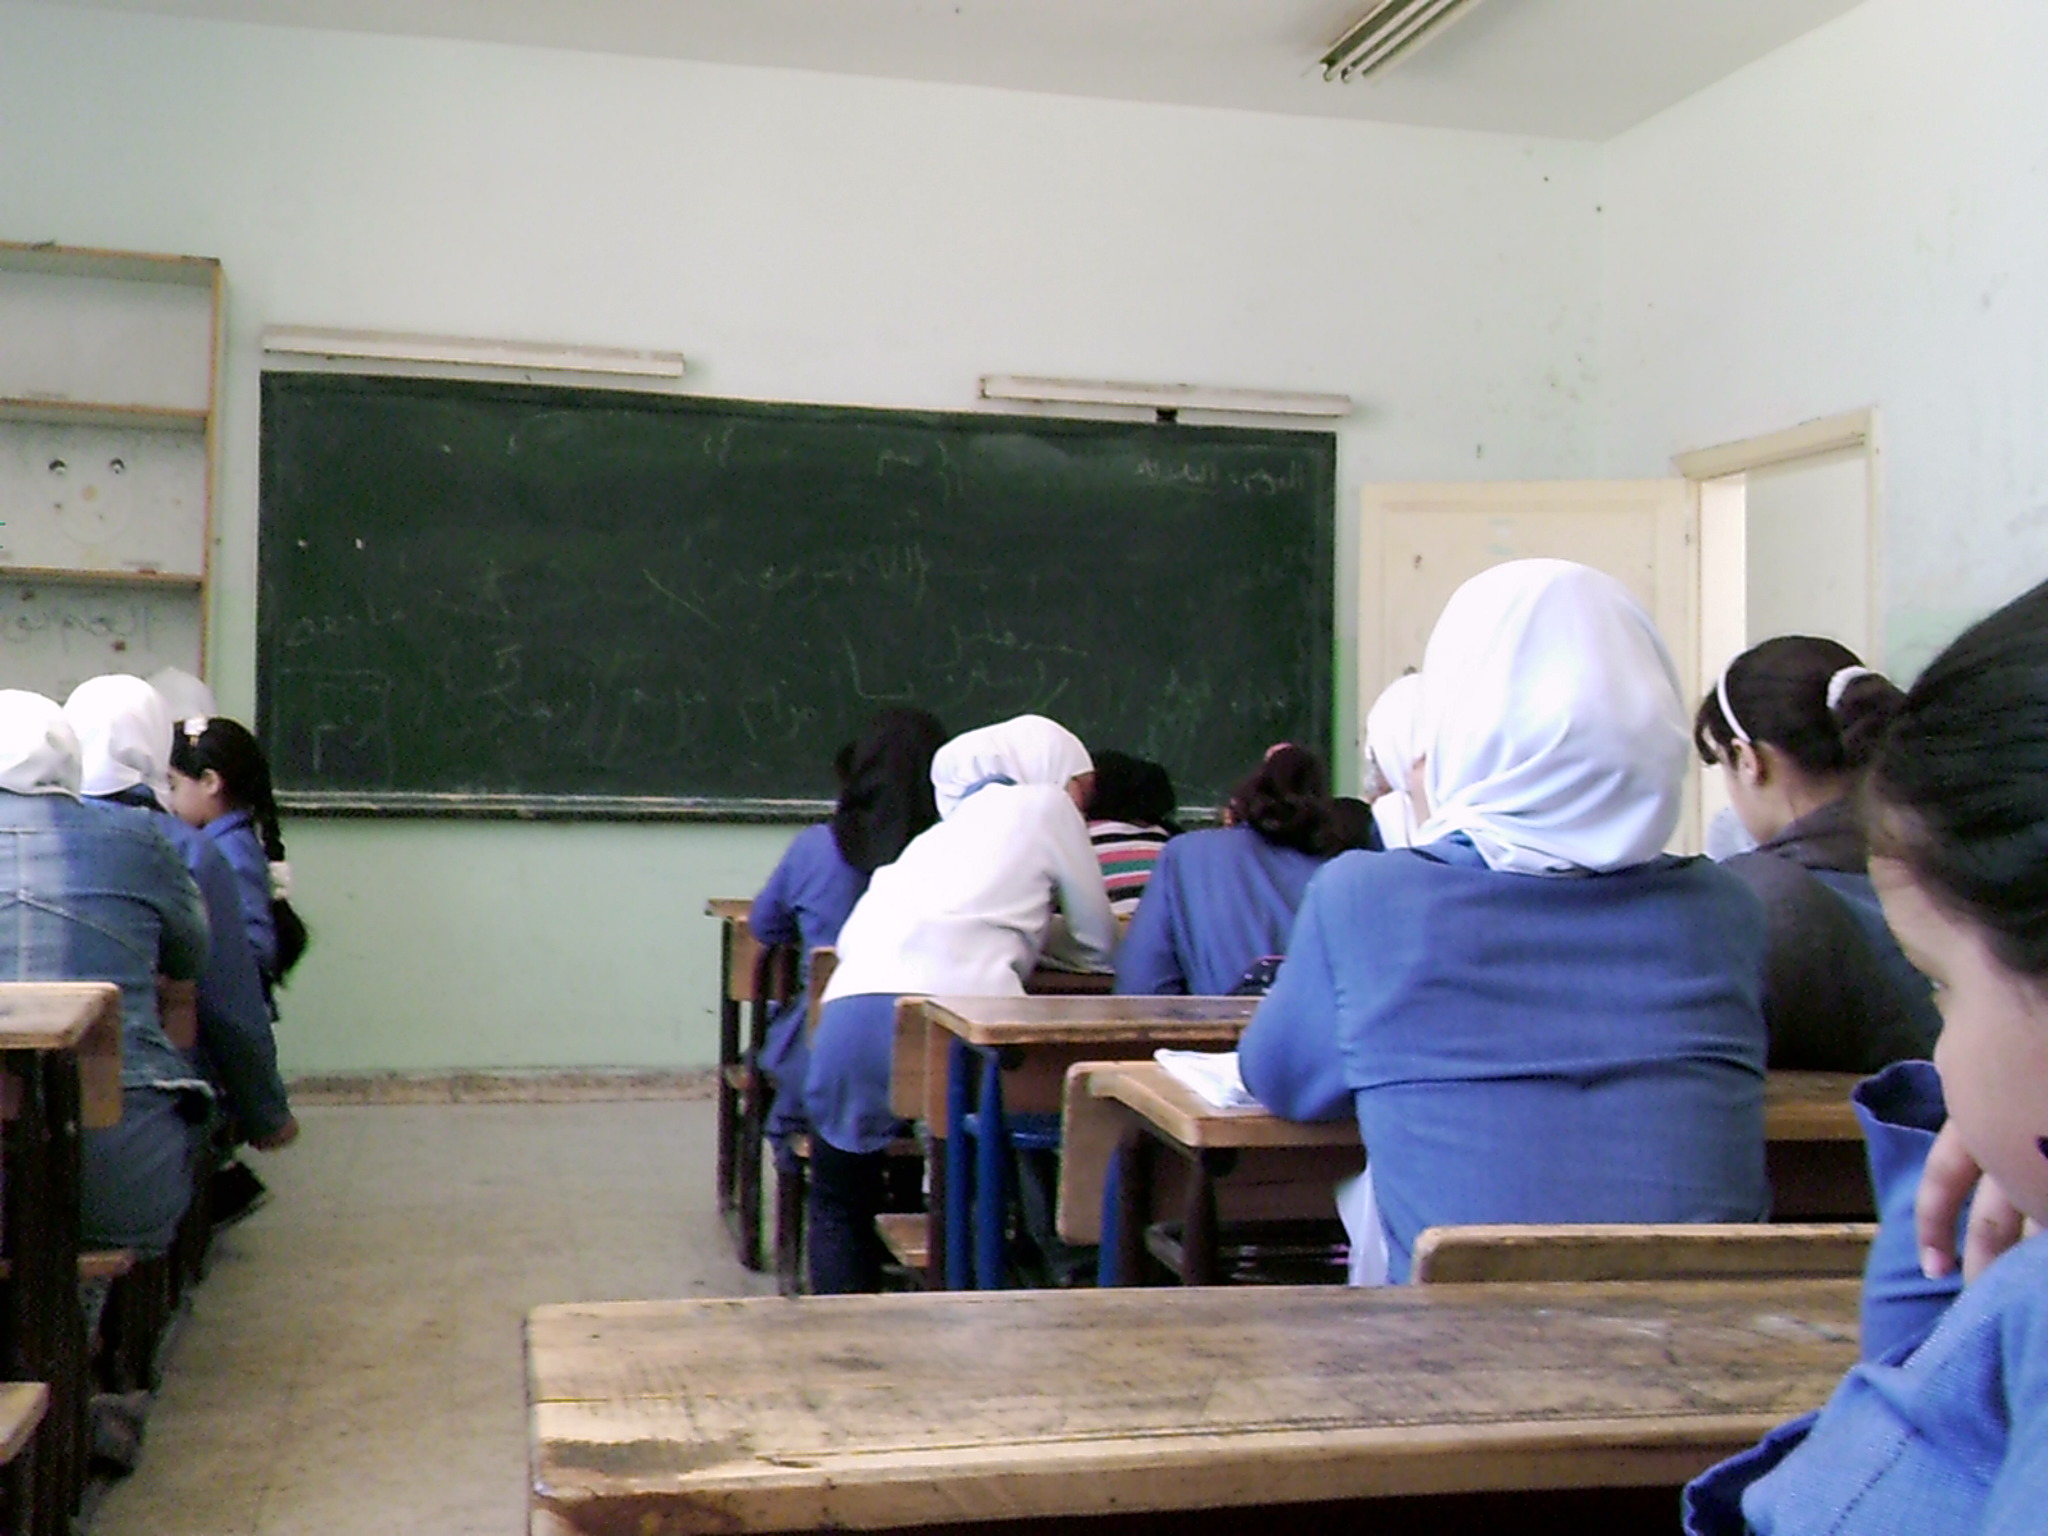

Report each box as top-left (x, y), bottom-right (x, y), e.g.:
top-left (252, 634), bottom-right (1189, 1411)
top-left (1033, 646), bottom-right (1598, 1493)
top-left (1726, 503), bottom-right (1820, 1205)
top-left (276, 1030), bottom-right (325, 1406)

top-left (64, 676), bottom-right (299, 1170)
top-left (805, 713), bottom-right (1115, 1292)
top-left (1362, 673), bottom-right (1426, 850)
top-left (0, 689), bottom-right (212, 1256)
top-left (1239, 560), bottom-right (1770, 1284)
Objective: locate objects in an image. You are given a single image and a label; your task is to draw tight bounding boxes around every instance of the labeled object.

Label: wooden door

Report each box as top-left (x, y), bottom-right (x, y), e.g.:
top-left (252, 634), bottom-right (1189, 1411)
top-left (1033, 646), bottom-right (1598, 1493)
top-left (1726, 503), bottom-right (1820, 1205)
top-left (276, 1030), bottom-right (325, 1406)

top-left (1358, 480), bottom-right (1700, 848)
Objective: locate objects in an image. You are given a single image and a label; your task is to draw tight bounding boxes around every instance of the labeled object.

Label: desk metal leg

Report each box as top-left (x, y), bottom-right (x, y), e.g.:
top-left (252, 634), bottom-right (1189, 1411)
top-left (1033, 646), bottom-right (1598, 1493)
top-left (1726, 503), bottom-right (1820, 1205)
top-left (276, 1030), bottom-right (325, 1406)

top-left (972, 1048), bottom-right (1009, 1291)
top-left (943, 1039), bottom-right (973, 1290)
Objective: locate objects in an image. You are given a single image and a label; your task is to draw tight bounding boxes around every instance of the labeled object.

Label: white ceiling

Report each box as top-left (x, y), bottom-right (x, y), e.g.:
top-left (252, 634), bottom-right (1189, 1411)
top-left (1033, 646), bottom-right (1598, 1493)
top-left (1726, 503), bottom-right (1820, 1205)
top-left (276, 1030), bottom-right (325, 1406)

top-left (37, 0), bottom-right (1868, 140)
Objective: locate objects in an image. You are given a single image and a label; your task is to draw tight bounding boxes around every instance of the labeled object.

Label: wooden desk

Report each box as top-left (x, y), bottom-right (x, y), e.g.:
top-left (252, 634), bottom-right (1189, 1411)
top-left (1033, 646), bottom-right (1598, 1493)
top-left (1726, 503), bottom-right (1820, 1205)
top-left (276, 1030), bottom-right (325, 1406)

top-left (1063, 1061), bottom-right (1360, 1285)
top-left (1763, 1071), bottom-right (1870, 1220)
top-left (0, 982), bottom-right (121, 1536)
top-left (1072, 1063), bottom-right (1874, 1286)
top-left (905, 996), bottom-right (1256, 1290)
top-left (528, 1279), bottom-right (1859, 1535)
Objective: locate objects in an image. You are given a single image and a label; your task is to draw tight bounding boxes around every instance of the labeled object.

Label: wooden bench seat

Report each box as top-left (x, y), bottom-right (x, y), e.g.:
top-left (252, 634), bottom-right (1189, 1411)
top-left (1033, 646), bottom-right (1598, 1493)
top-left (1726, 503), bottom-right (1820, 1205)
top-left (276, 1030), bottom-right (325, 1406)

top-left (1412, 1223), bottom-right (1878, 1285)
top-left (876, 1213), bottom-right (930, 1276)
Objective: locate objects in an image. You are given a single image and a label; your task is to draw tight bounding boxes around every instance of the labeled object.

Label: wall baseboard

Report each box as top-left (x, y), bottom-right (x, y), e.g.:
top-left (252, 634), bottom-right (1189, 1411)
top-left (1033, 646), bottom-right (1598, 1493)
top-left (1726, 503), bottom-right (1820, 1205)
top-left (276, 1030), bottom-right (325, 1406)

top-left (288, 1068), bottom-right (718, 1105)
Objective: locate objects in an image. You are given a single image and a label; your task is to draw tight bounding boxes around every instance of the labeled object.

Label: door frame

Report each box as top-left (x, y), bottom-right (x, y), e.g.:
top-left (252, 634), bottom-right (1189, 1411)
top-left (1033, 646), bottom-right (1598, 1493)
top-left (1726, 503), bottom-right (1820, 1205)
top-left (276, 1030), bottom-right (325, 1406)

top-left (1673, 406), bottom-right (1885, 668)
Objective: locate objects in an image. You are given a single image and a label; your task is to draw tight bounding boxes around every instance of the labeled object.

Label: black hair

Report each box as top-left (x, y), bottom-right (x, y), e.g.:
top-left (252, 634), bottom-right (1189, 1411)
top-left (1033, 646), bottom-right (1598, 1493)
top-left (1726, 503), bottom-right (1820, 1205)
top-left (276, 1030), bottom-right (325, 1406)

top-left (169, 716), bottom-right (309, 980)
top-left (1866, 580), bottom-right (2048, 979)
top-left (1227, 745), bottom-right (1339, 856)
top-left (830, 708), bottom-right (947, 875)
top-left (1327, 796), bottom-right (1383, 853)
top-left (1084, 751), bottom-right (1181, 835)
top-left (1694, 635), bottom-right (1907, 777)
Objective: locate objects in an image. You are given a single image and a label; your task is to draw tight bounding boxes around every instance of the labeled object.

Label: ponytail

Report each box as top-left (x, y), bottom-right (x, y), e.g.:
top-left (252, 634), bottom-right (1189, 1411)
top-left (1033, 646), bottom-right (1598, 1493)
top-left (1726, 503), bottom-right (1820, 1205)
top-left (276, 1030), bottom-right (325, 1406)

top-left (1694, 635), bottom-right (1905, 777)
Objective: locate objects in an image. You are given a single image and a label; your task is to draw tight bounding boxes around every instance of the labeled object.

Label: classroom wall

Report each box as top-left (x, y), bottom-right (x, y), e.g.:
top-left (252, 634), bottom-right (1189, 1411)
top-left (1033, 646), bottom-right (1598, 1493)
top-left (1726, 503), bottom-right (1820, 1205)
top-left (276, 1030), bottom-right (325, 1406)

top-left (1598, 0), bottom-right (2048, 678)
top-left (0, 1), bottom-right (1603, 1071)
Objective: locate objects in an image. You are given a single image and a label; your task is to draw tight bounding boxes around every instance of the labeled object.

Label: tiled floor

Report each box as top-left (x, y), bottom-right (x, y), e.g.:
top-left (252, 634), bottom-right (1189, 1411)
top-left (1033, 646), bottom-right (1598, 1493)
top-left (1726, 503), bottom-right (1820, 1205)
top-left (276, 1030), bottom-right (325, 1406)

top-left (90, 1099), bottom-right (775, 1535)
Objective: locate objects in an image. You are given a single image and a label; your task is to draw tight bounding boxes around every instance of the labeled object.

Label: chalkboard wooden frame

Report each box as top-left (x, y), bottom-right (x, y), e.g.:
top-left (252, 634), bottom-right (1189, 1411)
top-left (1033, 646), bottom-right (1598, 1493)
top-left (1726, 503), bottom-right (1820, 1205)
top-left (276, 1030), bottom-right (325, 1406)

top-left (258, 374), bottom-right (1334, 818)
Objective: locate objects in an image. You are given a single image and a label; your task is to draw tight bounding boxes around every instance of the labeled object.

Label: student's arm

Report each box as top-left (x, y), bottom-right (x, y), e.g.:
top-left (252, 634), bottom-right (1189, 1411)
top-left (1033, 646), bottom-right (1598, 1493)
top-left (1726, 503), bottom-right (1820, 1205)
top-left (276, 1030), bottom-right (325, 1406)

top-left (150, 826), bottom-right (210, 982)
top-left (1112, 844), bottom-right (1188, 995)
top-left (1040, 795), bottom-right (1117, 972)
top-left (748, 830), bottom-right (809, 947)
top-left (1986, 1282), bottom-right (2048, 1535)
top-left (1237, 877), bottom-right (1352, 1122)
top-left (190, 845), bottom-right (296, 1146)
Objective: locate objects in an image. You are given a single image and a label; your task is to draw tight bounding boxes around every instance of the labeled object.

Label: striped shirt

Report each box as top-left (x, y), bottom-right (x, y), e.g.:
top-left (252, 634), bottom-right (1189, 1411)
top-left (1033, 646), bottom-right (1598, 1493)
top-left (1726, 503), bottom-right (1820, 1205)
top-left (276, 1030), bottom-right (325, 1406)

top-left (1089, 820), bottom-right (1170, 916)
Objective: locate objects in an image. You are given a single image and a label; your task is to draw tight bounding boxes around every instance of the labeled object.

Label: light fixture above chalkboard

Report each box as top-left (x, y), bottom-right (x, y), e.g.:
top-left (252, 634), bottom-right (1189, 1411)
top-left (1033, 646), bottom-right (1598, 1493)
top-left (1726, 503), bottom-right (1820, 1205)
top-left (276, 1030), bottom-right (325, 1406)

top-left (262, 326), bottom-right (686, 381)
top-left (979, 375), bottom-right (1352, 422)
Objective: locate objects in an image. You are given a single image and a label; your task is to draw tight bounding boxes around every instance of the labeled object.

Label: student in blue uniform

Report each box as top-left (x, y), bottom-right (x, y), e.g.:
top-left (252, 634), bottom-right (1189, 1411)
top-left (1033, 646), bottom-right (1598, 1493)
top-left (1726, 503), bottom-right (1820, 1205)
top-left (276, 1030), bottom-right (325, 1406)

top-left (0, 690), bottom-right (210, 1256)
top-left (167, 715), bottom-right (309, 1007)
top-left (747, 707), bottom-right (946, 1147)
top-left (1113, 744), bottom-right (1339, 996)
top-left (1239, 559), bottom-right (1770, 1285)
top-left (804, 714), bottom-right (1115, 1293)
top-left (1695, 636), bottom-right (1941, 1072)
top-left (1685, 576), bottom-right (2048, 1535)
top-left (65, 677), bottom-right (299, 1223)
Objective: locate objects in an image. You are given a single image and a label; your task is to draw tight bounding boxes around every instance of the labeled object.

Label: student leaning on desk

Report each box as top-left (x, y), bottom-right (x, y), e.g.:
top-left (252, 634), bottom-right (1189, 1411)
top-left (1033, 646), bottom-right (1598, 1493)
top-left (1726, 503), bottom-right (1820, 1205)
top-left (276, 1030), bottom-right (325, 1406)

top-left (803, 714), bottom-right (1115, 1294)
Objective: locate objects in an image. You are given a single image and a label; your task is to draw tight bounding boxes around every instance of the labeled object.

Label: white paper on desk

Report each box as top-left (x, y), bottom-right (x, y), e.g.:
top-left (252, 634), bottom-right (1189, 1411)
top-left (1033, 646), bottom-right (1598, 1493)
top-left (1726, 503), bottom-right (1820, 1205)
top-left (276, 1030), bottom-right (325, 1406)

top-left (1153, 1048), bottom-right (1259, 1110)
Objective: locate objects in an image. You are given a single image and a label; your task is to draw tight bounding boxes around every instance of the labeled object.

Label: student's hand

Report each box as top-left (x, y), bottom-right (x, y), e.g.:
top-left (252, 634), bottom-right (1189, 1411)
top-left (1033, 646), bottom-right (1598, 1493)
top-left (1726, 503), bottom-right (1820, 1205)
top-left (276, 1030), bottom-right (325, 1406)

top-left (1916, 1119), bottom-right (2036, 1281)
top-left (250, 1115), bottom-right (301, 1152)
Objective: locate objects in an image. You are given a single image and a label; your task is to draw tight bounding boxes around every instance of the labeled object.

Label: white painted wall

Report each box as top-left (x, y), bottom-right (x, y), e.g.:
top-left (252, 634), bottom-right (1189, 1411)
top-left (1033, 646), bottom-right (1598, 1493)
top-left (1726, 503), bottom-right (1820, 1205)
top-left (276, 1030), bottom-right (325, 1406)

top-left (1599, 0), bottom-right (2048, 678)
top-left (1745, 450), bottom-right (1873, 658)
top-left (0, 1), bottom-right (1603, 1070)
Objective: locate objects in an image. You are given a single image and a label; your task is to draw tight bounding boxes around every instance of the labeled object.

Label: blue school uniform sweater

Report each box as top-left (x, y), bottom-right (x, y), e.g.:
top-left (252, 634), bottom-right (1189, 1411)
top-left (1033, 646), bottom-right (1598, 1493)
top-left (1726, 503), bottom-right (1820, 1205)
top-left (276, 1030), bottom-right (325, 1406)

top-left (748, 823), bottom-right (869, 1137)
top-left (1686, 1060), bottom-right (2048, 1536)
top-left (1237, 835), bottom-right (1771, 1283)
top-left (202, 808), bottom-right (276, 982)
top-left (1113, 825), bottom-right (1327, 996)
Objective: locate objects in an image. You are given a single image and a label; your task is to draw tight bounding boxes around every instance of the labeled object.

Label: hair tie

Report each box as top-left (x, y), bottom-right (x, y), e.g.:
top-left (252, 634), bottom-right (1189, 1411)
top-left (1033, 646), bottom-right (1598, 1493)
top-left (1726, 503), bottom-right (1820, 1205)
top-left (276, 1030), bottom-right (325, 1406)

top-left (1714, 664), bottom-right (1751, 746)
top-left (1826, 665), bottom-right (1878, 713)
top-left (181, 715), bottom-right (209, 741)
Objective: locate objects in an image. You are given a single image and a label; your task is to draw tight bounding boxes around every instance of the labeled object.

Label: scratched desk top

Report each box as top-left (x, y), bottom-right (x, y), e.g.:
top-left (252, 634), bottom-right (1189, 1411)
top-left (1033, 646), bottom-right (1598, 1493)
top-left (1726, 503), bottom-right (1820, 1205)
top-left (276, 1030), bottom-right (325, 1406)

top-left (528, 1279), bottom-right (1858, 1534)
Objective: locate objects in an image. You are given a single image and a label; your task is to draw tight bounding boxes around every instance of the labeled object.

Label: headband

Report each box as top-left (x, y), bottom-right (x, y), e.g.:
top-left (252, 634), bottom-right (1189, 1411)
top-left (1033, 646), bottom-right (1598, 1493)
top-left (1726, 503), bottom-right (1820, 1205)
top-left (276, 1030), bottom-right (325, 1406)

top-left (1714, 663), bottom-right (1750, 746)
top-left (1826, 665), bottom-right (1878, 712)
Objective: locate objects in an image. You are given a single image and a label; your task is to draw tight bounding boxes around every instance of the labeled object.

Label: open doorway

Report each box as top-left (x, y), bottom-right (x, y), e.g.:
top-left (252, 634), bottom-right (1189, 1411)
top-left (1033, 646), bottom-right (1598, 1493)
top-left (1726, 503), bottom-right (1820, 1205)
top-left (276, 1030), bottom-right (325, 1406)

top-left (1676, 409), bottom-right (1883, 843)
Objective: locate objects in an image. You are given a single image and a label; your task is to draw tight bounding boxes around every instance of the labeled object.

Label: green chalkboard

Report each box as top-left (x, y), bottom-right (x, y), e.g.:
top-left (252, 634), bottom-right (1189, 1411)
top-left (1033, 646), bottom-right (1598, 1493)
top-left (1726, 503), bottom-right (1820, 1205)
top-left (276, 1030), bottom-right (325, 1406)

top-left (257, 373), bottom-right (1334, 816)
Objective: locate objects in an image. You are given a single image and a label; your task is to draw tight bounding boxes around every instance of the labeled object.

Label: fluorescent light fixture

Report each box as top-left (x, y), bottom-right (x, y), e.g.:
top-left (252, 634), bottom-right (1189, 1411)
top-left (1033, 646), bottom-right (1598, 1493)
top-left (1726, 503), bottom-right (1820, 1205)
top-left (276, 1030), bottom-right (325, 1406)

top-left (262, 326), bottom-right (686, 380)
top-left (1321, 0), bottom-right (1490, 82)
top-left (981, 375), bottom-right (1351, 421)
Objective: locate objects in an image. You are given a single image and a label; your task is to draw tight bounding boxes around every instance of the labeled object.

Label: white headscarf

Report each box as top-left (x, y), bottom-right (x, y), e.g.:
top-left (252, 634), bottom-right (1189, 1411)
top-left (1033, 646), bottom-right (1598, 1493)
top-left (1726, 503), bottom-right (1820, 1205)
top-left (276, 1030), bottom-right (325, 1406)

top-left (930, 714), bottom-right (1093, 820)
top-left (1364, 673), bottom-right (1426, 850)
top-left (63, 673), bottom-right (173, 806)
top-left (0, 691), bottom-right (84, 798)
top-left (1414, 559), bottom-right (1687, 875)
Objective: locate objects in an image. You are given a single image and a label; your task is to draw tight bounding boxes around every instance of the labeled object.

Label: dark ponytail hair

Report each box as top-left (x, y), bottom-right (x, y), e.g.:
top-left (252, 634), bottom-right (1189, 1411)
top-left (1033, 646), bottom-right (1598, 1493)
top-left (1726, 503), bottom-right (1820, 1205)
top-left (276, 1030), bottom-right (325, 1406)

top-left (1227, 744), bottom-right (1338, 856)
top-left (170, 716), bottom-right (310, 980)
top-left (1866, 581), bottom-right (2048, 979)
top-left (830, 708), bottom-right (947, 876)
top-left (1694, 635), bottom-right (1907, 777)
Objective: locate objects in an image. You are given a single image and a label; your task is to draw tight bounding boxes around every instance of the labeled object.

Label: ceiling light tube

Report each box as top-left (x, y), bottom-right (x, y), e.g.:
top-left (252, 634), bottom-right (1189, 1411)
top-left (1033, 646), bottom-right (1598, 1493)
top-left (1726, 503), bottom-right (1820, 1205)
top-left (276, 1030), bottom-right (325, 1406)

top-left (1322, 0), bottom-right (1488, 82)
top-left (262, 326), bottom-right (686, 380)
top-left (981, 375), bottom-right (1351, 421)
